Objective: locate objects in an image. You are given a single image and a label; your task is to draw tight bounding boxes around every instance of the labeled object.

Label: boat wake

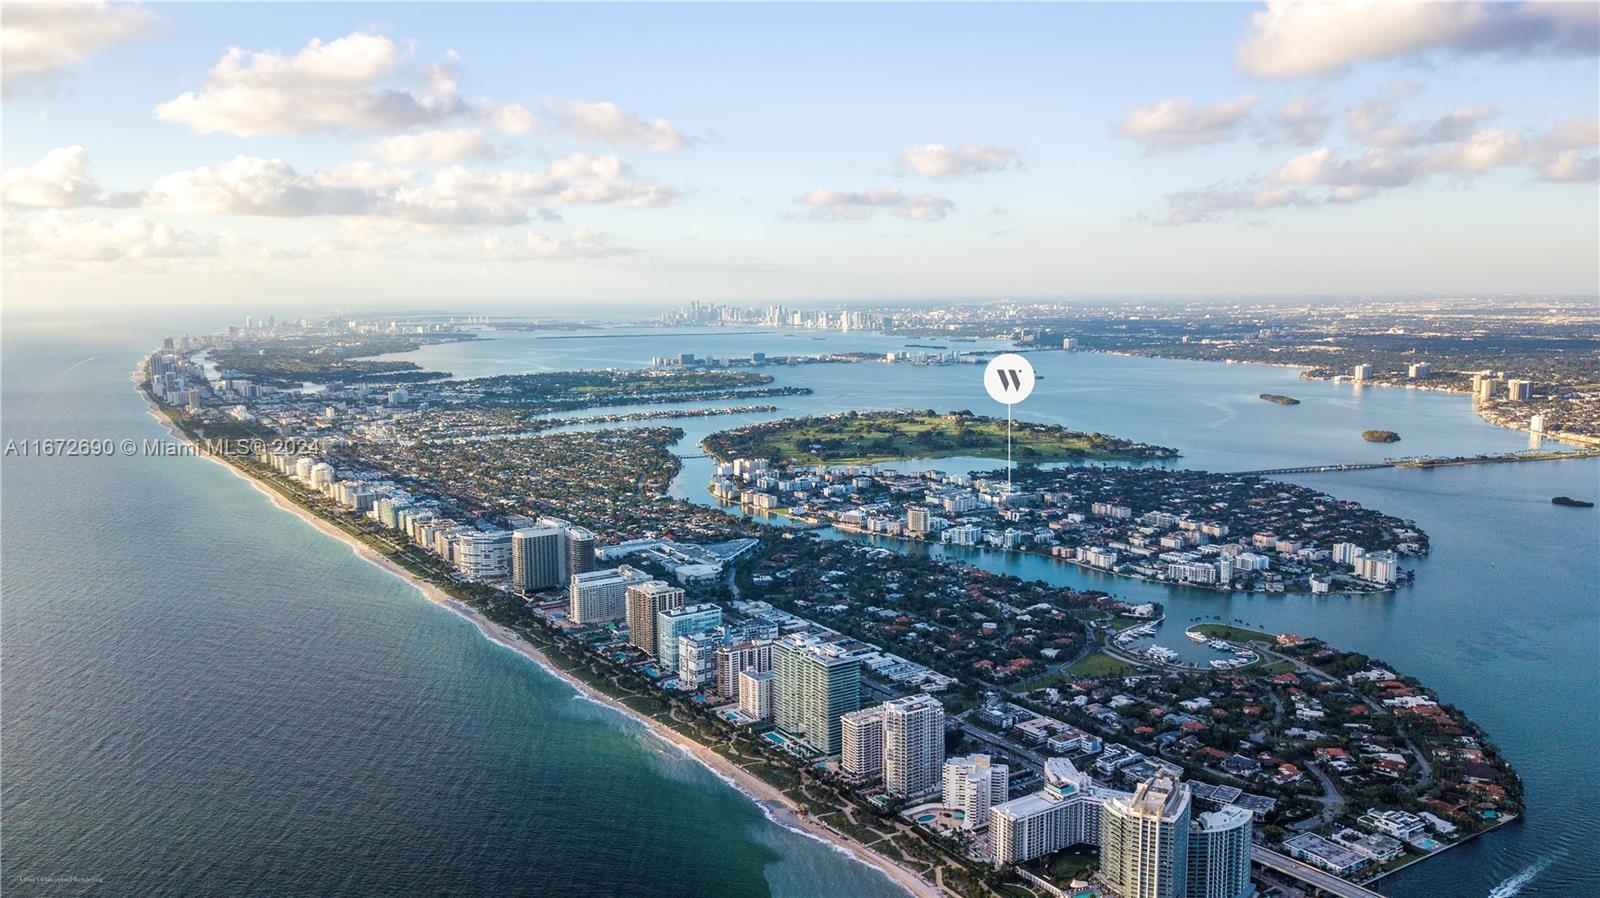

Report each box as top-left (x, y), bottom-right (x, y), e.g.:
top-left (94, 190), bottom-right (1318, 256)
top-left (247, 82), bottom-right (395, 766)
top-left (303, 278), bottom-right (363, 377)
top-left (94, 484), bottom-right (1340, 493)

top-left (1485, 855), bottom-right (1558, 898)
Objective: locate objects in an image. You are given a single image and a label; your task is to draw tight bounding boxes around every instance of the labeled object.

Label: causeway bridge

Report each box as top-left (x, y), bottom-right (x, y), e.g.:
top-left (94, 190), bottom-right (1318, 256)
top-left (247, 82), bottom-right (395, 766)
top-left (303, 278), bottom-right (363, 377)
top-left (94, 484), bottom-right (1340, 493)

top-left (1236, 448), bottom-right (1598, 477)
top-left (1235, 462), bottom-right (1393, 476)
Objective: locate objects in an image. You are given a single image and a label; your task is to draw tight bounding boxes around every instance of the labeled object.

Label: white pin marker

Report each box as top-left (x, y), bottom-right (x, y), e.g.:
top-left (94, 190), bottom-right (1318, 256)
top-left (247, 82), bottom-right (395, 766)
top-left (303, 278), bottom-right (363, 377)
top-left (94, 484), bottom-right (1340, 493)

top-left (984, 353), bottom-right (1035, 488)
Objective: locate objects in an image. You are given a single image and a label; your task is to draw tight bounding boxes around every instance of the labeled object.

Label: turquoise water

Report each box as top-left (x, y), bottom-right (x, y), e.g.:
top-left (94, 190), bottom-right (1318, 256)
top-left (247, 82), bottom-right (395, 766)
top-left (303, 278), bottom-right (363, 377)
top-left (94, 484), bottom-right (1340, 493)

top-left (380, 327), bottom-right (1600, 897)
top-left (4, 321), bottom-right (1595, 897)
top-left (0, 325), bottom-right (907, 898)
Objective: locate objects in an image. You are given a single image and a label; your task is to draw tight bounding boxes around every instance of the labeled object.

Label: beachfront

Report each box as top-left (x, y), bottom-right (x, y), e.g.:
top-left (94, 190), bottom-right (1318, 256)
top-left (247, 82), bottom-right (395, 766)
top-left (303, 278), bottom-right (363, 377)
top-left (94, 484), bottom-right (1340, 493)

top-left (141, 387), bottom-right (942, 898)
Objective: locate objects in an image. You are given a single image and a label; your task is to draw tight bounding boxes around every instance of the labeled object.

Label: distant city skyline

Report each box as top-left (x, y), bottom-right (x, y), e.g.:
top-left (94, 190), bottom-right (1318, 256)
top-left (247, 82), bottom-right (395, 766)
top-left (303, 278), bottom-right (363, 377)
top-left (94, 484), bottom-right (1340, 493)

top-left (3, 1), bottom-right (1597, 309)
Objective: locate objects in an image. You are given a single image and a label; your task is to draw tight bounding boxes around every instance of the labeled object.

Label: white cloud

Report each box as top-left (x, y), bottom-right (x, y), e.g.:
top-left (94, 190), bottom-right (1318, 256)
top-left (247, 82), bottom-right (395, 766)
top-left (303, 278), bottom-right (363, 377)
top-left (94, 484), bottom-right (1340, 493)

top-left (1271, 146), bottom-right (1421, 187)
top-left (1422, 129), bottom-right (1533, 174)
top-left (420, 52), bottom-right (461, 99)
top-left (1536, 150), bottom-right (1600, 183)
top-left (144, 153), bottom-right (679, 225)
top-left (487, 102), bottom-right (539, 134)
top-left (898, 143), bottom-right (1022, 177)
top-left (1158, 119), bottom-right (1593, 225)
top-left (1540, 116), bottom-right (1600, 150)
top-left (478, 227), bottom-right (623, 261)
top-left (1264, 96), bottom-right (1332, 145)
top-left (155, 32), bottom-right (468, 135)
top-left (1, 1), bottom-right (154, 94)
top-left (1, 145), bottom-right (139, 208)
top-left (1347, 99), bottom-right (1499, 147)
top-left (1159, 111), bottom-right (1596, 225)
top-left (1274, 126), bottom-right (1593, 188)
top-left (1153, 183), bottom-right (1311, 225)
top-left (401, 155), bottom-right (680, 219)
top-left (1532, 117), bottom-right (1600, 182)
top-left (146, 156), bottom-right (385, 216)
top-left (371, 129), bottom-right (501, 164)
top-left (312, 161), bottom-right (420, 192)
top-left (4, 210), bottom-right (217, 261)
top-left (1237, 0), bottom-right (1600, 79)
top-left (793, 188), bottom-right (954, 221)
top-left (558, 100), bottom-right (688, 151)
top-left (1116, 96), bottom-right (1261, 153)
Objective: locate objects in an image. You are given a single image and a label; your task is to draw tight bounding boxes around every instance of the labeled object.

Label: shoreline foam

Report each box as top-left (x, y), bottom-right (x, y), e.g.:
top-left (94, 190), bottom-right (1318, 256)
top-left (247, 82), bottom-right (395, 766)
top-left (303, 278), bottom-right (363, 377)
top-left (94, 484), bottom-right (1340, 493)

top-left (138, 386), bottom-right (942, 898)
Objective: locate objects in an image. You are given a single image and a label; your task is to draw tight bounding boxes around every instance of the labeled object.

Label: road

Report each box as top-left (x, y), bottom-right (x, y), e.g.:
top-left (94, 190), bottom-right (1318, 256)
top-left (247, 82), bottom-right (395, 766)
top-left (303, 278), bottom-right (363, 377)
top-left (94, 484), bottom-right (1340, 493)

top-left (953, 715), bottom-right (1048, 774)
top-left (1252, 846), bottom-right (1388, 898)
top-left (1234, 447), bottom-right (1599, 476)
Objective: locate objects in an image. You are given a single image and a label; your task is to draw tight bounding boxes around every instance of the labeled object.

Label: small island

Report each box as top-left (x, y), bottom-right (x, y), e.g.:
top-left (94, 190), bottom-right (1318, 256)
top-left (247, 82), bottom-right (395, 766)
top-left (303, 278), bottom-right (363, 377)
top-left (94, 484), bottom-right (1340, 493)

top-left (1552, 496), bottom-right (1595, 508)
top-left (1259, 393), bottom-right (1300, 405)
top-left (704, 409), bottom-right (1178, 465)
top-left (1363, 429), bottom-right (1401, 443)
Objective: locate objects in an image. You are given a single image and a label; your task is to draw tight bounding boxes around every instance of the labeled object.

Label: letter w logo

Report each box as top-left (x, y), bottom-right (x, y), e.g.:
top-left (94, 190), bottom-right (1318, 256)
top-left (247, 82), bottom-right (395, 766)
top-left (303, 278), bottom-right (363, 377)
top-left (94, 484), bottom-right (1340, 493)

top-left (995, 369), bottom-right (1024, 393)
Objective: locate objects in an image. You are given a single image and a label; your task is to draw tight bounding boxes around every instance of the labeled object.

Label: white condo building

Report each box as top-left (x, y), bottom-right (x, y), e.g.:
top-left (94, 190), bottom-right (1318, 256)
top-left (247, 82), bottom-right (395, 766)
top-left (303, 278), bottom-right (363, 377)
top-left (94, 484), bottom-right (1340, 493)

top-left (943, 754), bottom-right (1008, 828)
top-left (772, 634), bottom-right (861, 755)
top-left (309, 462), bottom-right (335, 490)
top-left (1354, 550), bottom-right (1399, 584)
top-left (840, 706), bottom-right (886, 778)
top-left (1101, 771), bottom-right (1191, 898)
top-left (677, 631), bottom-right (719, 689)
top-left (991, 758), bottom-right (1117, 867)
top-left (883, 694), bottom-right (945, 798)
top-left (566, 525), bottom-right (597, 577)
top-left (655, 603), bottom-right (723, 671)
top-left (568, 565), bottom-right (652, 625)
top-left (990, 761), bottom-right (1257, 898)
top-left (739, 669), bottom-right (775, 721)
top-left (1186, 806), bottom-right (1255, 898)
top-left (625, 580), bottom-right (685, 654)
top-left (454, 530), bottom-right (512, 582)
top-left (715, 640), bottom-right (772, 699)
top-left (512, 526), bottom-right (564, 592)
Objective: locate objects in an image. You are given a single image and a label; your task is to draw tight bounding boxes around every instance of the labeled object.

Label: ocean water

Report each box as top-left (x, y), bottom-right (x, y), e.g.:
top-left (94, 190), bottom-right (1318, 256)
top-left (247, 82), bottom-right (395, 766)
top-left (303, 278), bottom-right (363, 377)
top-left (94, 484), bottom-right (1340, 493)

top-left (0, 325), bottom-right (908, 898)
top-left (4, 320), bottom-right (1595, 897)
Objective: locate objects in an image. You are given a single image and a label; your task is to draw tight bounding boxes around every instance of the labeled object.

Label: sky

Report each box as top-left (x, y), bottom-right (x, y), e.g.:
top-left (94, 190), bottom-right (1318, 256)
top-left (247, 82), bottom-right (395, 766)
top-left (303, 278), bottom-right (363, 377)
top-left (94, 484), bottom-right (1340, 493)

top-left (2, 1), bottom-right (1597, 311)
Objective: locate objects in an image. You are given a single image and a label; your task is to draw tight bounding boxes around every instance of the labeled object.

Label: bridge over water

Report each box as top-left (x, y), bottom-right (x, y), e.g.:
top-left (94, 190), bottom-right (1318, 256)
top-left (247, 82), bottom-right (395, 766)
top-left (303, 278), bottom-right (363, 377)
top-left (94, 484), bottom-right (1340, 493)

top-left (1234, 449), bottom-right (1598, 477)
top-left (1234, 462), bottom-right (1394, 476)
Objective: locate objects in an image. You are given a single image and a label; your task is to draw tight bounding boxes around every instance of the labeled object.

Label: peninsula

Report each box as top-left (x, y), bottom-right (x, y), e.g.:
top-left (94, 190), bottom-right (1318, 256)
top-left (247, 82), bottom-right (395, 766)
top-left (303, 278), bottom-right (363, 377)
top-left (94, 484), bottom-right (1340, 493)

top-left (710, 455), bottom-right (1426, 594)
top-left (703, 410), bottom-right (1178, 465)
top-left (134, 320), bottom-right (1521, 898)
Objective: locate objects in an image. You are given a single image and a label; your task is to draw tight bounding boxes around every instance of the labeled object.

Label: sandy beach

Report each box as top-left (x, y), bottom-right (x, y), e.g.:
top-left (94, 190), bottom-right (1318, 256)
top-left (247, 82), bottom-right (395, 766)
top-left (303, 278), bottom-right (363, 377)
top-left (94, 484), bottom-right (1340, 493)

top-left (141, 392), bottom-right (945, 898)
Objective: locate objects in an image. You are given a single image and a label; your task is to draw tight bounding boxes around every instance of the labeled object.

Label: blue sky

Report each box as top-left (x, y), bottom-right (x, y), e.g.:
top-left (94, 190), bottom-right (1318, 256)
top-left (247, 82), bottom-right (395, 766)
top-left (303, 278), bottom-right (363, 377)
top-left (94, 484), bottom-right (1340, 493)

top-left (3, 2), bottom-right (1597, 309)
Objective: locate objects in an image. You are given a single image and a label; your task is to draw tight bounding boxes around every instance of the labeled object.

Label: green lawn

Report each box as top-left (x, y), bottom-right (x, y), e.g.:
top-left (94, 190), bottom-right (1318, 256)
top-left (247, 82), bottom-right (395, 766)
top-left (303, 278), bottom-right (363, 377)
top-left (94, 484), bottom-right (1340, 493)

top-left (1064, 651), bottom-right (1142, 679)
top-left (1040, 844), bottom-right (1097, 883)
top-left (705, 410), bottom-right (1172, 464)
top-left (1110, 615), bottom-right (1153, 631)
top-left (1191, 623), bottom-right (1278, 643)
